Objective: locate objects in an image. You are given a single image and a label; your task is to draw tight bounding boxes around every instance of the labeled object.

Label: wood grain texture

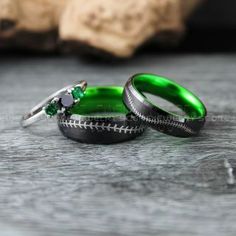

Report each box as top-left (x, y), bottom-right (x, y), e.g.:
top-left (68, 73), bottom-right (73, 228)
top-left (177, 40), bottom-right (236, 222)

top-left (0, 0), bottom-right (199, 56)
top-left (0, 54), bottom-right (236, 236)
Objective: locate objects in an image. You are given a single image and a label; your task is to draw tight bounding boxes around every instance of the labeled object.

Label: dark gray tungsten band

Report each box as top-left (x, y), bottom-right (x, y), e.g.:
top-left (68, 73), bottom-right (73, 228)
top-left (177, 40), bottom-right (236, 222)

top-left (57, 113), bottom-right (146, 144)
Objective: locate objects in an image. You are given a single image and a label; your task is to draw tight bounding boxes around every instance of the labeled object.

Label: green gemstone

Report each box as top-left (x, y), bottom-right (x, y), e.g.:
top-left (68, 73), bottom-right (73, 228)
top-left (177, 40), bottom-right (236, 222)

top-left (45, 102), bottom-right (59, 117)
top-left (72, 86), bottom-right (84, 99)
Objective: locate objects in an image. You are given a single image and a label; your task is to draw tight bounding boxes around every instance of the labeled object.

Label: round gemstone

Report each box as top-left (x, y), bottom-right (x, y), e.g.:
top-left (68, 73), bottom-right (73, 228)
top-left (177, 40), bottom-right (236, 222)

top-left (72, 86), bottom-right (84, 99)
top-left (61, 93), bottom-right (74, 108)
top-left (45, 102), bottom-right (60, 117)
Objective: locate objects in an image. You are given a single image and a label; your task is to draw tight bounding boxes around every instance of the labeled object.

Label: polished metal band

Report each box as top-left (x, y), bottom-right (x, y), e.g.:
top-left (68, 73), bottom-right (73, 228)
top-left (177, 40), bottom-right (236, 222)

top-left (21, 81), bottom-right (87, 128)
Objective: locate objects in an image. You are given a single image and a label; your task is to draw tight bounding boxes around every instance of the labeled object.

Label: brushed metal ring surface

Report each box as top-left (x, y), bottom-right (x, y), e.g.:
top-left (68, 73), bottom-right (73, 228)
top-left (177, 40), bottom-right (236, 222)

top-left (58, 86), bottom-right (146, 144)
top-left (123, 73), bottom-right (207, 137)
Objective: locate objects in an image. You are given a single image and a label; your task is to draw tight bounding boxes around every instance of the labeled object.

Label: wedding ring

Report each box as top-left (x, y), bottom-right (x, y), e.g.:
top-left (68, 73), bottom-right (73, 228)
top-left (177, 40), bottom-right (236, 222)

top-left (58, 86), bottom-right (146, 144)
top-left (21, 80), bottom-right (87, 127)
top-left (123, 73), bottom-right (207, 137)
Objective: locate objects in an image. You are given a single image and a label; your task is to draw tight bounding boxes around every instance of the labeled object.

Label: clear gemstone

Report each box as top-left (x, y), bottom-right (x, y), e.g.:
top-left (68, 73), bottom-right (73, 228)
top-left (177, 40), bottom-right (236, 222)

top-left (61, 94), bottom-right (74, 108)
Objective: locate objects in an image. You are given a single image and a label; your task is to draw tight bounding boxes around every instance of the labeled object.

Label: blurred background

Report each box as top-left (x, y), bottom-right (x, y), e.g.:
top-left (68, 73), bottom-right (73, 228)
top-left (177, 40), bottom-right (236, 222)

top-left (182, 0), bottom-right (236, 52)
top-left (0, 0), bottom-right (235, 57)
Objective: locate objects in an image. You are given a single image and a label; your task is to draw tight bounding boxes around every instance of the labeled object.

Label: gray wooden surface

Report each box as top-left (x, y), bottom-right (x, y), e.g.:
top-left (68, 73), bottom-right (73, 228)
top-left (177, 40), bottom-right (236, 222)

top-left (0, 53), bottom-right (236, 236)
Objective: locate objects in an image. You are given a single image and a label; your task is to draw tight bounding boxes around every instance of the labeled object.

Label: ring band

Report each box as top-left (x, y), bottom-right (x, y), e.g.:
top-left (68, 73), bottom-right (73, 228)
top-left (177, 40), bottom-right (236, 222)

top-left (58, 86), bottom-right (146, 144)
top-left (21, 81), bottom-right (87, 128)
top-left (123, 73), bottom-right (207, 137)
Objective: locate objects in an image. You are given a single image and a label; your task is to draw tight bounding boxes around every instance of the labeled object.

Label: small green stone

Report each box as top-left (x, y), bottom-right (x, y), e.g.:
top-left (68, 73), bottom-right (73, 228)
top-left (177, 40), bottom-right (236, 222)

top-left (72, 86), bottom-right (84, 99)
top-left (45, 102), bottom-right (59, 117)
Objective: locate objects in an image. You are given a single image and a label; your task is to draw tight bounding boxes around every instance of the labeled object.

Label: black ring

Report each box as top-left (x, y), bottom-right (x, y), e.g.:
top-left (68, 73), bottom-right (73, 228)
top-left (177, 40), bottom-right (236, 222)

top-left (57, 86), bottom-right (146, 144)
top-left (123, 73), bottom-right (207, 137)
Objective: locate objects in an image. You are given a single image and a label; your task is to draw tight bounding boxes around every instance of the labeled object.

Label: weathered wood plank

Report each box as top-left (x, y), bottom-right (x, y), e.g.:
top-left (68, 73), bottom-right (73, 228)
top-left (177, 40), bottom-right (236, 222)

top-left (0, 54), bottom-right (236, 236)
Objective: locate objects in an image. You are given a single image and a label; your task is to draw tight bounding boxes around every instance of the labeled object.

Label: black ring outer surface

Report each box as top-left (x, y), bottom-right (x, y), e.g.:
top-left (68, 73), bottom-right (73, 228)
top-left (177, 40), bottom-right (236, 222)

top-left (57, 112), bottom-right (146, 144)
top-left (123, 77), bottom-right (206, 138)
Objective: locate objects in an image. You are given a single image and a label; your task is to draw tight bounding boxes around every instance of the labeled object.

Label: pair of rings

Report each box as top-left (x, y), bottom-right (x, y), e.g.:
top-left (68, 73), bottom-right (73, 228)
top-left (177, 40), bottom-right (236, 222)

top-left (22, 73), bottom-right (207, 144)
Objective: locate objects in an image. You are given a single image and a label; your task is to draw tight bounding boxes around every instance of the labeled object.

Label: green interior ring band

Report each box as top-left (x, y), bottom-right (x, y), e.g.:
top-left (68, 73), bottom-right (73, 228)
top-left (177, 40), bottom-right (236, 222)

top-left (57, 86), bottom-right (145, 144)
top-left (123, 73), bottom-right (207, 137)
top-left (70, 86), bottom-right (129, 116)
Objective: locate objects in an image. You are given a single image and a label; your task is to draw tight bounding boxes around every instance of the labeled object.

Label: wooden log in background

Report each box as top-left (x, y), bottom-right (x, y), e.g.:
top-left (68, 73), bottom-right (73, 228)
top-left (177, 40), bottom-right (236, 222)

top-left (0, 0), bottom-right (201, 57)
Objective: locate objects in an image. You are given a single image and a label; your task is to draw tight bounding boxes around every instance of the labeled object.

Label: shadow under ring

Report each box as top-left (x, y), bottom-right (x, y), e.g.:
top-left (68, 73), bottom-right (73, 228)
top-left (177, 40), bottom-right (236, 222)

top-left (57, 86), bottom-right (146, 144)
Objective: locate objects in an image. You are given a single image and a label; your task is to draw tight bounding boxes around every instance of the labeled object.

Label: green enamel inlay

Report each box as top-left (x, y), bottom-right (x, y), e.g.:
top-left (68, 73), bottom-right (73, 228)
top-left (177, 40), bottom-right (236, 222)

top-left (69, 86), bottom-right (128, 117)
top-left (132, 73), bottom-right (207, 119)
